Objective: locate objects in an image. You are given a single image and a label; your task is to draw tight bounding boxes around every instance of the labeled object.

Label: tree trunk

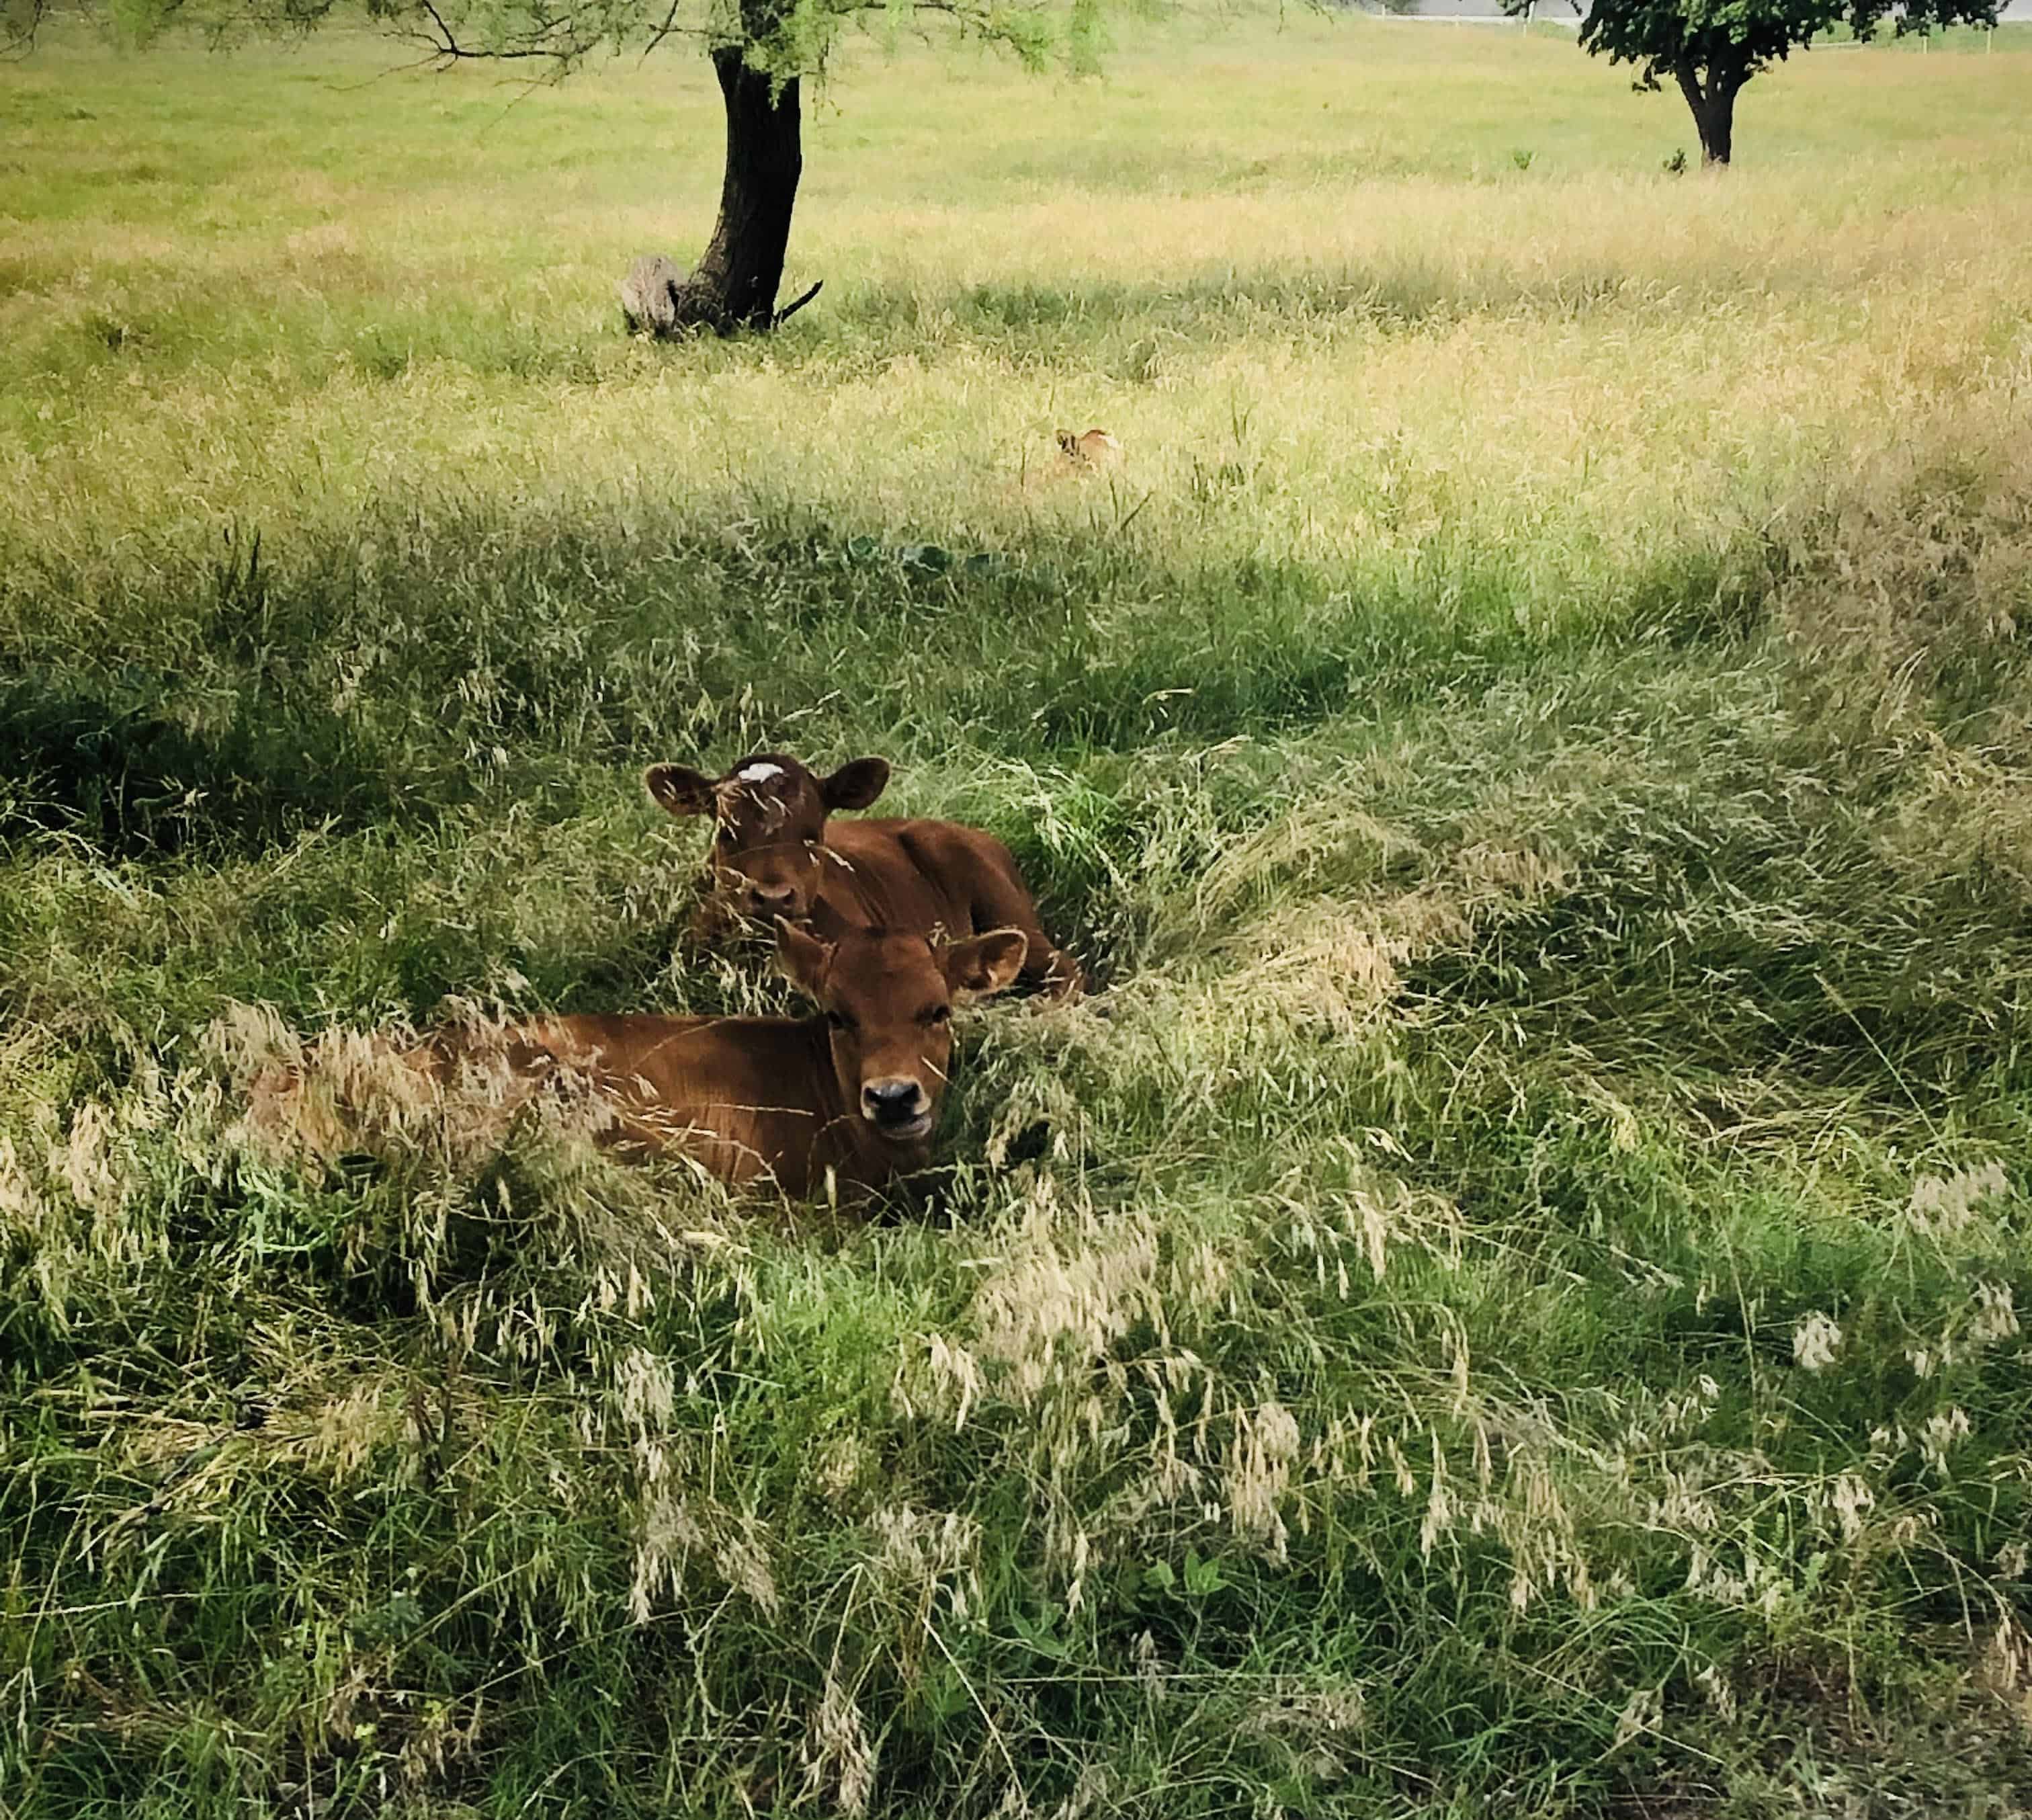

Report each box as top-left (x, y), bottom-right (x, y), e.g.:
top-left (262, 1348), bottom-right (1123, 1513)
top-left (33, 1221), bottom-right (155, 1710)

top-left (1673, 62), bottom-right (1738, 166)
top-left (622, 46), bottom-right (802, 336)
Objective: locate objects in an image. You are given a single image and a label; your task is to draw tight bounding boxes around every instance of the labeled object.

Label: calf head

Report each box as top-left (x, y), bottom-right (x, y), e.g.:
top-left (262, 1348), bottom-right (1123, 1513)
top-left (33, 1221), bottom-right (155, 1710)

top-left (775, 919), bottom-right (1027, 1145)
top-left (646, 751), bottom-right (891, 925)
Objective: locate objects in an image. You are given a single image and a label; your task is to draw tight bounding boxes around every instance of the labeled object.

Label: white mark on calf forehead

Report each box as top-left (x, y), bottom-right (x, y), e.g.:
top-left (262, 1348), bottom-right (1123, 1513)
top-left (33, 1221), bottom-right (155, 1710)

top-left (735, 761), bottom-right (786, 784)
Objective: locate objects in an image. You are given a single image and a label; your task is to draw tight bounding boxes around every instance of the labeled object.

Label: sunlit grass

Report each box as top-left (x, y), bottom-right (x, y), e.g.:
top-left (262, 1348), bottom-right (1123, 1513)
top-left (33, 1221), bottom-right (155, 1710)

top-left (5, 19), bottom-right (2030, 685)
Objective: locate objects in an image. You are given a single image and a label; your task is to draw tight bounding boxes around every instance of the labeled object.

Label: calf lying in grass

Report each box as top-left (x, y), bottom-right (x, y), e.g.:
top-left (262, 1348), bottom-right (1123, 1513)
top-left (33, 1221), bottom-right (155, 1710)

top-left (249, 921), bottom-right (1028, 1200)
top-left (646, 750), bottom-right (1085, 999)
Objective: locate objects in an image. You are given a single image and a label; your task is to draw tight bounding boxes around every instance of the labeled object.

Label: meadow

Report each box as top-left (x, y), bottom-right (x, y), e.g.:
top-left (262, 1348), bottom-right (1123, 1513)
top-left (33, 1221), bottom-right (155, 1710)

top-left (4, 10), bottom-right (2032, 1815)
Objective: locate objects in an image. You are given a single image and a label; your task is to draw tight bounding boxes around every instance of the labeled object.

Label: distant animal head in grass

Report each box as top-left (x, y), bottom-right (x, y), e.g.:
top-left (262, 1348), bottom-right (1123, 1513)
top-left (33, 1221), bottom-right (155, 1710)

top-left (775, 919), bottom-right (1027, 1144)
top-left (1057, 427), bottom-right (1123, 466)
top-left (646, 751), bottom-right (892, 924)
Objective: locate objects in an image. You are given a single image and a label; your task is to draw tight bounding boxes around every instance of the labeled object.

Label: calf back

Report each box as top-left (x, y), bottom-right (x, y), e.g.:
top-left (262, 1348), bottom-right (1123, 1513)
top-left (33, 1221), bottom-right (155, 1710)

top-left (789, 821), bottom-right (1083, 999)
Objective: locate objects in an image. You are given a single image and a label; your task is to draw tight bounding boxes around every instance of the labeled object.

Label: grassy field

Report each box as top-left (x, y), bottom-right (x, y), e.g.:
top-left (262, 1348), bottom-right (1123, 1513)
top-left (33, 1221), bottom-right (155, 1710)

top-left (5, 10), bottom-right (2032, 1816)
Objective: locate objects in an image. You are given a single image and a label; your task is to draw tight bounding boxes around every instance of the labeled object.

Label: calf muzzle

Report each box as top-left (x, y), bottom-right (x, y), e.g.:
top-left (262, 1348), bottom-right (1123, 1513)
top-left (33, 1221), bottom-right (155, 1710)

top-left (745, 880), bottom-right (801, 915)
top-left (862, 1076), bottom-right (932, 1139)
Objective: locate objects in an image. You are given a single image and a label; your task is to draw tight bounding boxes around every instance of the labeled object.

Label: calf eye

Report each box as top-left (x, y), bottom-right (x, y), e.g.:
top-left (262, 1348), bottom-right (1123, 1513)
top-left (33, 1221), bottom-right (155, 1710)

top-left (827, 1010), bottom-right (855, 1033)
top-left (923, 1005), bottom-right (951, 1026)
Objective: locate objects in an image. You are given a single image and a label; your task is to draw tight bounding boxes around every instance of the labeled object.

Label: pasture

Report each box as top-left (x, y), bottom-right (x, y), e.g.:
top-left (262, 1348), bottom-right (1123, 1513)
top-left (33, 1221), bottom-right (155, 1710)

top-left (3, 12), bottom-right (2032, 1815)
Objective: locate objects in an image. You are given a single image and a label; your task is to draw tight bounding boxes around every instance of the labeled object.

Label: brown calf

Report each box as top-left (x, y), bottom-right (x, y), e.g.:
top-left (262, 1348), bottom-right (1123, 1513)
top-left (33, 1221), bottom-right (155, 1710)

top-left (1056, 427), bottom-right (1123, 468)
top-left (645, 751), bottom-right (1085, 999)
top-left (257, 922), bottom-right (1029, 1200)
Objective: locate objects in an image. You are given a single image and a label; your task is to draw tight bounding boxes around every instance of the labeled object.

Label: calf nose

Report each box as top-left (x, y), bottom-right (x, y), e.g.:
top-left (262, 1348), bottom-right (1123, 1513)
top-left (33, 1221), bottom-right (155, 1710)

top-left (862, 1078), bottom-right (926, 1122)
top-left (748, 881), bottom-right (798, 909)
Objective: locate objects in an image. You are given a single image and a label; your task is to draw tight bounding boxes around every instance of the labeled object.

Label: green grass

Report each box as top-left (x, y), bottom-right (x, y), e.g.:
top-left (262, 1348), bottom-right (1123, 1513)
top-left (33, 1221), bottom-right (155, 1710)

top-left (4, 11), bottom-right (2032, 1817)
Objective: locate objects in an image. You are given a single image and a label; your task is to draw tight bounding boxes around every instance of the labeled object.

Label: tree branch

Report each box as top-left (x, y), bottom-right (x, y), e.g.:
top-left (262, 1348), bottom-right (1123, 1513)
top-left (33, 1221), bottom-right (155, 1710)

top-left (2, 0), bottom-right (50, 56)
top-left (641, 0), bottom-right (693, 58)
top-left (400, 2), bottom-right (603, 66)
top-left (772, 278), bottom-right (823, 327)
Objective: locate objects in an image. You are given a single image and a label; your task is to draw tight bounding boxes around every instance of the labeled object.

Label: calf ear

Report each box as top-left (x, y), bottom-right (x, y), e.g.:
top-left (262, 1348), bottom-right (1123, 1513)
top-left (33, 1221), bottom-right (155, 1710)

top-left (943, 928), bottom-right (1029, 998)
top-left (774, 917), bottom-right (834, 1000)
top-left (644, 763), bottom-right (717, 817)
top-left (820, 757), bottom-right (891, 813)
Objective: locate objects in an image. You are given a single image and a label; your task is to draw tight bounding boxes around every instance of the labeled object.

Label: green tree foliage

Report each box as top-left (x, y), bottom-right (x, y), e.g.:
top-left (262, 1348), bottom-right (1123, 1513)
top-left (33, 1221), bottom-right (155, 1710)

top-left (1553, 0), bottom-right (2002, 164)
top-left (6, 0), bottom-right (1128, 330)
top-left (13, 0), bottom-right (1115, 74)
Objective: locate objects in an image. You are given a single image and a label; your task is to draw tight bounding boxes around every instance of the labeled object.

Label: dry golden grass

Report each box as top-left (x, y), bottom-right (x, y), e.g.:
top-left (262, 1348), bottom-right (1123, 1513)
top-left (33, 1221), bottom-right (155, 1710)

top-left (4, 17), bottom-right (2031, 618)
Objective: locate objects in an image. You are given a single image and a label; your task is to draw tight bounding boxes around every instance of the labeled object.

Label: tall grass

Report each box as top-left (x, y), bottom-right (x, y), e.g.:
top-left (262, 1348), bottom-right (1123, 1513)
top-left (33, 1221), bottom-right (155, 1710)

top-left (3, 14), bottom-right (2031, 1817)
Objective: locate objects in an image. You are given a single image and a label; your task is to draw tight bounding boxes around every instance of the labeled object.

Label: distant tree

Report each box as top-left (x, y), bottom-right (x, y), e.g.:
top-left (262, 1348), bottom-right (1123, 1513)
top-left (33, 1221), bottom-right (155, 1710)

top-left (5, 0), bottom-right (1128, 334)
top-left (1533, 0), bottom-right (2002, 165)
